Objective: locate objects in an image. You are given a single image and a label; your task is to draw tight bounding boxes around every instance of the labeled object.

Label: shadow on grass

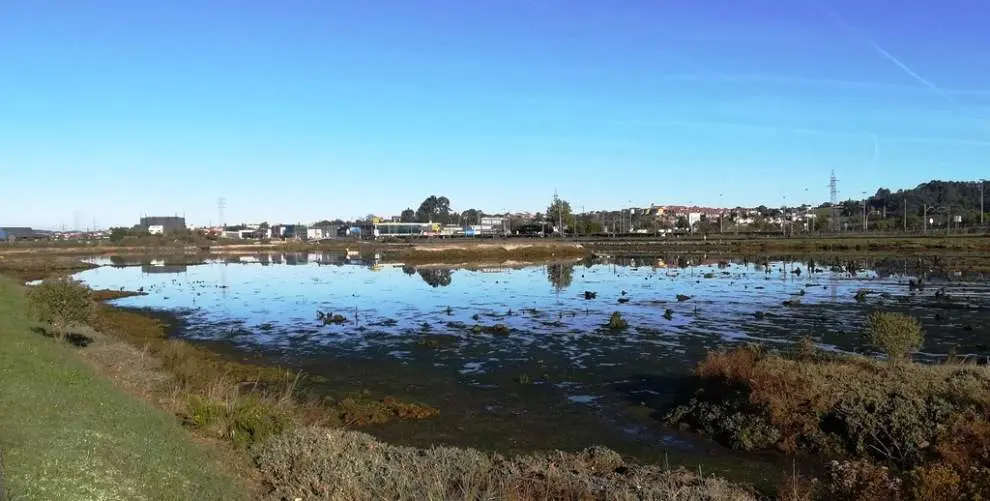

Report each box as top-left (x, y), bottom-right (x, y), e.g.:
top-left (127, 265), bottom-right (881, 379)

top-left (30, 326), bottom-right (93, 347)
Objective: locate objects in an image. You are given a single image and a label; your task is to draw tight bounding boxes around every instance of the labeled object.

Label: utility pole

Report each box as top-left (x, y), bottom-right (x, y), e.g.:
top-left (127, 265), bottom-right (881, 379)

top-left (217, 197), bottom-right (226, 229)
top-left (861, 191), bottom-right (868, 233)
top-left (903, 198), bottom-right (907, 232)
top-left (829, 170), bottom-right (839, 232)
top-left (719, 193), bottom-right (724, 234)
top-left (923, 204), bottom-right (928, 234)
top-left (981, 180), bottom-right (985, 228)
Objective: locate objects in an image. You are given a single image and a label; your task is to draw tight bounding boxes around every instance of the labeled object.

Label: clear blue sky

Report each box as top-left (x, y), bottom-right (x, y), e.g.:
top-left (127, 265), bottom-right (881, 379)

top-left (2, 0), bottom-right (988, 229)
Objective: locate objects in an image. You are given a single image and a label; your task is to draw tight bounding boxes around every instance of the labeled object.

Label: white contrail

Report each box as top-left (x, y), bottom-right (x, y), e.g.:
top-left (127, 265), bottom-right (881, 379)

top-left (810, 0), bottom-right (958, 106)
top-left (811, 0), bottom-right (990, 133)
top-left (662, 72), bottom-right (990, 96)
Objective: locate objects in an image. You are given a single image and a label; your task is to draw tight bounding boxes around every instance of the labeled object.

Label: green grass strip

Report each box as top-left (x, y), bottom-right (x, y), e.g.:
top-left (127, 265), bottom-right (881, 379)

top-left (0, 276), bottom-right (245, 501)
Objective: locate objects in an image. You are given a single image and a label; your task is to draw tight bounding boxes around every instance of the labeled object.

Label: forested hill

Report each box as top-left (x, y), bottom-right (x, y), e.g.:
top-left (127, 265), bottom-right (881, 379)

top-left (839, 180), bottom-right (987, 219)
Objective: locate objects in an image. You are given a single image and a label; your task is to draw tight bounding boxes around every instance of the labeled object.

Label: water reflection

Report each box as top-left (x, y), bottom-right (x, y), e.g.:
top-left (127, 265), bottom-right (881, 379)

top-left (547, 263), bottom-right (574, 291)
top-left (76, 251), bottom-right (990, 466)
top-left (141, 263), bottom-right (188, 274)
top-left (418, 268), bottom-right (453, 288)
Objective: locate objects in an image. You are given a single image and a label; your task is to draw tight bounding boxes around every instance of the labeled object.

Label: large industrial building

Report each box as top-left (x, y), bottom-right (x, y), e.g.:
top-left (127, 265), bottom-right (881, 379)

top-left (0, 227), bottom-right (51, 242)
top-left (139, 216), bottom-right (186, 234)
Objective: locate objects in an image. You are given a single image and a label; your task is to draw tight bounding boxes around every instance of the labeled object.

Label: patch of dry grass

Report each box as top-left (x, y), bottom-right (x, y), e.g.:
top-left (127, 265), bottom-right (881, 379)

top-left (253, 427), bottom-right (758, 501)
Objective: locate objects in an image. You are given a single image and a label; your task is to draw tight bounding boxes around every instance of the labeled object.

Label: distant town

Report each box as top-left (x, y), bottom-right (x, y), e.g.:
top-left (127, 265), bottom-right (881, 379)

top-left (3, 180), bottom-right (986, 243)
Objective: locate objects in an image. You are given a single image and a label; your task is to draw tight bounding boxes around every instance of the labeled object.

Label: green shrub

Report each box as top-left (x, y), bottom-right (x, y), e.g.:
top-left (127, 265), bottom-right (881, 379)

top-left (607, 311), bottom-right (628, 330)
top-left (26, 276), bottom-right (95, 341)
top-left (865, 312), bottom-right (924, 361)
top-left (185, 394), bottom-right (293, 448)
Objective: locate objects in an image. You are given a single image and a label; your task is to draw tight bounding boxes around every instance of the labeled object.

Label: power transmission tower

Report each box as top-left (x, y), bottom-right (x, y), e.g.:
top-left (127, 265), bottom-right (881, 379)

top-left (829, 171), bottom-right (839, 232)
top-left (217, 197), bottom-right (226, 229)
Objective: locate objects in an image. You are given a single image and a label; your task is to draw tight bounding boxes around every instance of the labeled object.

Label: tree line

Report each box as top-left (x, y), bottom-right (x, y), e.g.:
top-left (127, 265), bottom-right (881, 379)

top-left (822, 180), bottom-right (982, 217)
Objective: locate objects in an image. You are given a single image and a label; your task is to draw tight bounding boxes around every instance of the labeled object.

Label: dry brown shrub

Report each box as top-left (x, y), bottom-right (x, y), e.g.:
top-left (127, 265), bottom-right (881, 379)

top-left (673, 345), bottom-right (990, 467)
top-left (933, 412), bottom-right (990, 472)
top-left (909, 463), bottom-right (960, 501)
top-left (824, 460), bottom-right (902, 501)
top-left (775, 472), bottom-right (819, 501)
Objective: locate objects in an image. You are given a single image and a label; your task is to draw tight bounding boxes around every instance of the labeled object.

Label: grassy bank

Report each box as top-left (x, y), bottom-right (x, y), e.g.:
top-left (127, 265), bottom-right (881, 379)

top-left (0, 276), bottom-right (247, 500)
top-left (667, 342), bottom-right (990, 500)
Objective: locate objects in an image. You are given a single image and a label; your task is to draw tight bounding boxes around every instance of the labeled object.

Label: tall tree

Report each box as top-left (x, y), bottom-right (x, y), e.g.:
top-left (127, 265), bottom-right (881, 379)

top-left (400, 208), bottom-right (415, 223)
top-left (546, 196), bottom-right (574, 232)
top-left (415, 195), bottom-right (452, 224)
top-left (460, 209), bottom-right (482, 226)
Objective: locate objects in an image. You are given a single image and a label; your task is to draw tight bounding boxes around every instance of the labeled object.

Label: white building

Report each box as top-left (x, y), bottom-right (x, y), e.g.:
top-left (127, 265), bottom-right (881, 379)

top-left (479, 216), bottom-right (507, 235)
top-left (307, 228), bottom-right (328, 240)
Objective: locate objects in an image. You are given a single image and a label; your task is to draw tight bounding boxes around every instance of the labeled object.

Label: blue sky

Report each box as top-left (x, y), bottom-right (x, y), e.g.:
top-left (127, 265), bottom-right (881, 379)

top-left (2, 0), bottom-right (988, 228)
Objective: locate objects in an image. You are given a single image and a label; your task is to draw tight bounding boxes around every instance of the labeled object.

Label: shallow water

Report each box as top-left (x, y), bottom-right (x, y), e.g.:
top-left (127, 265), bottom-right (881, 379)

top-left (75, 252), bottom-right (990, 482)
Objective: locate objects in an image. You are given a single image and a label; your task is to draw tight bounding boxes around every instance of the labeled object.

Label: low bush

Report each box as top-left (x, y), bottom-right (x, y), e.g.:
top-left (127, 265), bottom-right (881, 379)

top-left (607, 311), bottom-right (628, 330)
top-left (253, 427), bottom-right (758, 501)
top-left (865, 312), bottom-right (924, 361)
top-left (336, 395), bottom-right (439, 426)
top-left (26, 276), bottom-right (95, 341)
top-left (823, 460), bottom-right (902, 501)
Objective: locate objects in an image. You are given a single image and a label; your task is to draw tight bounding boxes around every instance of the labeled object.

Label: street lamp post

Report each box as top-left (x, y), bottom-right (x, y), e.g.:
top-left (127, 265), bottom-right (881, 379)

top-left (924, 204), bottom-right (948, 235)
top-left (627, 200), bottom-right (633, 235)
